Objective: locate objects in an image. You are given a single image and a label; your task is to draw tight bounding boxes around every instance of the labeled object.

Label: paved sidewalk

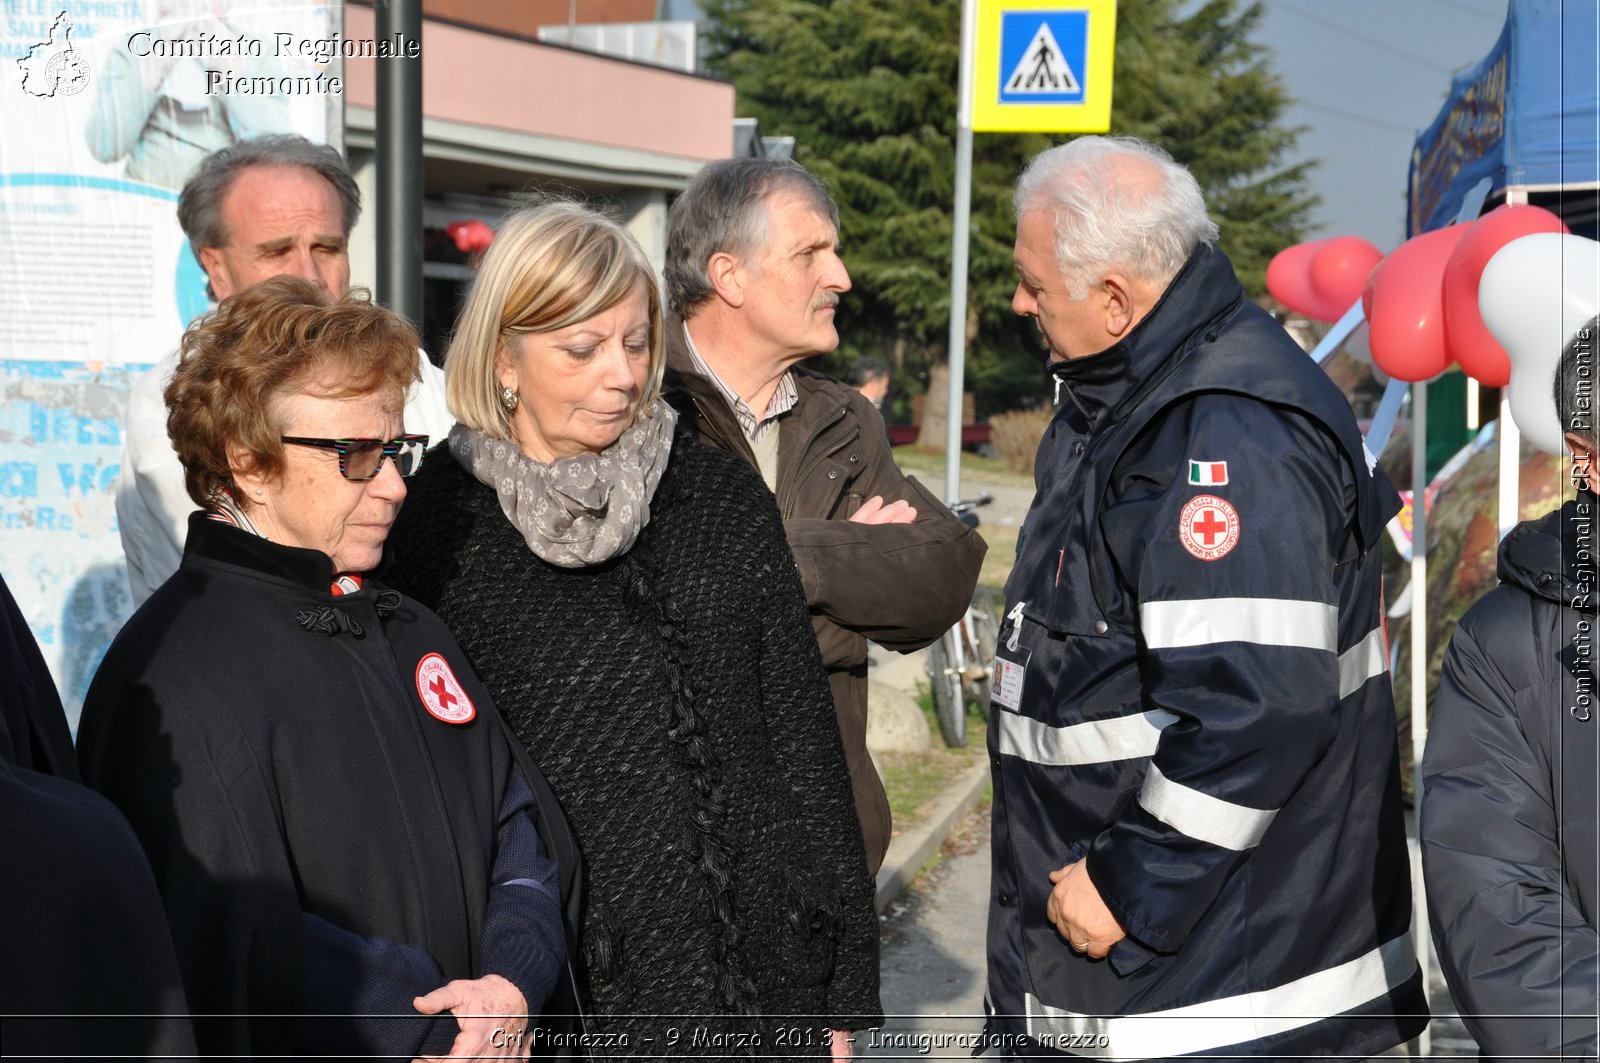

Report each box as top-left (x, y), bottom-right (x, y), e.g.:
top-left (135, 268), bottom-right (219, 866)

top-left (865, 640), bottom-right (991, 911)
top-left (874, 757), bottom-right (990, 912)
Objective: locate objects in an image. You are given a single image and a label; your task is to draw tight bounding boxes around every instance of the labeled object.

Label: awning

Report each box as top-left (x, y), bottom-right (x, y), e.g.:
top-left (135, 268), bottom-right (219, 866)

top-left (1407, 0), bottom-right (1599, 235)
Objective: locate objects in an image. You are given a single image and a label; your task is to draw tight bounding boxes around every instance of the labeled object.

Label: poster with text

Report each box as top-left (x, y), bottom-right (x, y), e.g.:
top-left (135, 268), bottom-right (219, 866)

top-left (0, 0), bottom-right (340, 723)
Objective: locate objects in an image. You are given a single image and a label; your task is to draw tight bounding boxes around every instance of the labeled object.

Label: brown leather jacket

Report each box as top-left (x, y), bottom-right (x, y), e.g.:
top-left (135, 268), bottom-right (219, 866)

top-left (665, 323), bottom-right (987, 873)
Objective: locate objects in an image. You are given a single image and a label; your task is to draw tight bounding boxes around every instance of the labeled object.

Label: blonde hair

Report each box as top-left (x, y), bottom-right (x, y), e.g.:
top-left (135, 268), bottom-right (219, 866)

top-left (446, 201), bottom-right (666, 439)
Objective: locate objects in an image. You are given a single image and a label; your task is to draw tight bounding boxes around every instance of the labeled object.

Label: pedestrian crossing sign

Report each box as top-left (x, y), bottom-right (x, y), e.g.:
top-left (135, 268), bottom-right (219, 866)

top-left (1001, 13), bottom-right (1085, 102)
top-left (973, 0), bottom-right (1116, 133)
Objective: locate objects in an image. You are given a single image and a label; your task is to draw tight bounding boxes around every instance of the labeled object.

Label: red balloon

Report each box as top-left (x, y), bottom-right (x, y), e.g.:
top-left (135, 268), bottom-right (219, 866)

top-left (447, 219), bottom-right (495, 255)
top-left (1442, 204), bottom-right (1569, 387)
top-left (1309, 236), bottom-right (1383, 320)
top-left (1267, 238), bottom-right (1343, 322)
top-left (1363, 223), bottom-right (1470, 382)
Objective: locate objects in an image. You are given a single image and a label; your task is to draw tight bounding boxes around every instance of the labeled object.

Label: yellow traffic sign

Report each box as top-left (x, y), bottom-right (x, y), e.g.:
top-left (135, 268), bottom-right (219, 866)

top-left (972, 0), bottom-right (1116, 133)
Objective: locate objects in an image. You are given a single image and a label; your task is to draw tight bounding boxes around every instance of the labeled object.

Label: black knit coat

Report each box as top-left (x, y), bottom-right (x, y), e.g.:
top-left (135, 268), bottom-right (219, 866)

top-left (386, 428), bottom-right (882, 1055)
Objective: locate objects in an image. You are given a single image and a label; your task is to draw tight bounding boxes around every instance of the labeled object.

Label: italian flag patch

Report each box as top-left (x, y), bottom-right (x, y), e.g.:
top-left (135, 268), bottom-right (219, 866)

top-left (1187, 460), bottom-right (1228, 486)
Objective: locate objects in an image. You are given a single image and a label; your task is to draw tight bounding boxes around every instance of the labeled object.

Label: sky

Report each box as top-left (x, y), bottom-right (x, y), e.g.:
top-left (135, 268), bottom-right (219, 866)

top-left (1254, 0), bottom-right (1510, 250)
top-left (662, 0), bottom-right (1512, 253)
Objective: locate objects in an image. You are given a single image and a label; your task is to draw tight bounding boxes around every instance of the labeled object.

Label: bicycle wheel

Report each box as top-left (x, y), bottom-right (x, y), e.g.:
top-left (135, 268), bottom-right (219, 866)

top-left (968, 622), bottom-right (997, 720)
top-left (969, 588), bottom-right (1002, 720)
top-left (927, 631), bottom-right (966, 747)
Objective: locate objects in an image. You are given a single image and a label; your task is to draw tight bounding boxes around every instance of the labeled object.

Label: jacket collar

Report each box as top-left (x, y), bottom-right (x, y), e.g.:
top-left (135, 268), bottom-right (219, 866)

top-left (663, 315), bottom-right (850, 453)
top-left (1498, 493), bottom-right (1596, 607)
top-left (1049, 246), bottom-right (1245, 433)
top-left (184, 511), bottom-right (342, 595)
top-left (664, 315), bottom-right (757, 463)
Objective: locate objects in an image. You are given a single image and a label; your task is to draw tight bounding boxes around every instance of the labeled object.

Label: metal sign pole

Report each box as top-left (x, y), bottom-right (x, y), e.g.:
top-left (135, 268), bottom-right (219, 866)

top-left (944, 0), bottom-right (977, 506)
top-left (376, 0), bottom-right (423, 325)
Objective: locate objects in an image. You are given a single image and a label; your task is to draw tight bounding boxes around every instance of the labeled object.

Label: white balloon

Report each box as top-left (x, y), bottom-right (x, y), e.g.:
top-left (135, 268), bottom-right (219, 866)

top-left (1478, 233), bottom-right (1600, 455)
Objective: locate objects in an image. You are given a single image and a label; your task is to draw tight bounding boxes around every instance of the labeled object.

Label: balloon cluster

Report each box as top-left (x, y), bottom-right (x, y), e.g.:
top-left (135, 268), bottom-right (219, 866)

top-left (1479, 233), bottom-right (1600, 455)
top-left (1267, 208), bottom-right (1600, 454)
top-left (1265, 235), bottom-right (1384, 325)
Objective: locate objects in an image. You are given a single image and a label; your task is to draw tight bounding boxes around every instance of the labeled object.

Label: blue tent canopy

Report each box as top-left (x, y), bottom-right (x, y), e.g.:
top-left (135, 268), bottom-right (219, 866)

top-left (1408, 0), bottom-right (1599, 236)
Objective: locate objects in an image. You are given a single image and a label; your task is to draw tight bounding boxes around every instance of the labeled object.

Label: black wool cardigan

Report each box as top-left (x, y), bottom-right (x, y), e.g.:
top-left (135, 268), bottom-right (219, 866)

top-left (386, 427), bottom-right (883, 1054)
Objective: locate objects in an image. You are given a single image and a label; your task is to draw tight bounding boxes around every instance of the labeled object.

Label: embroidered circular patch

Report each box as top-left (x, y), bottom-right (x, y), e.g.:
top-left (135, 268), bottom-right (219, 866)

top-left (416, 653), bottom-right (476, 724)
top-left (1179, 494), bottom-right (1240, 561)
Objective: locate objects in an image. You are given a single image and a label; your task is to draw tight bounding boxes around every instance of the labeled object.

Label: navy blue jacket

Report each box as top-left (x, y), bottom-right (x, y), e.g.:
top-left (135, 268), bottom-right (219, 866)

top-left (986, 248), bottom-right (1428, 1059)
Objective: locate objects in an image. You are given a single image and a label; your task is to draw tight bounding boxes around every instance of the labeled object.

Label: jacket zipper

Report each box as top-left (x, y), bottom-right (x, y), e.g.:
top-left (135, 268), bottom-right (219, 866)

top-left (1006, 600), bottom-right (1026, 651)
top-left (779, 404), bottom-right (854, 519)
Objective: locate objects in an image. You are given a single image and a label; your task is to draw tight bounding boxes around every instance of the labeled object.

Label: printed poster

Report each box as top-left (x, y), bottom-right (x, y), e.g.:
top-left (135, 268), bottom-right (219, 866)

top-left (0, 0), bottom-right (340, 721)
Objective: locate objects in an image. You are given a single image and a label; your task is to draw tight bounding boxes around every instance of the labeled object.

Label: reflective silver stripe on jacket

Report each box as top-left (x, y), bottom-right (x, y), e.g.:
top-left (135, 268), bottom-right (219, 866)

top-left (1137, 764), bottom-right (1277, 851)
top-left (1337, 626), bottom-right (1388, 699)
top-left (1023, 933), bottom-right (1418, 1059)
top-left (1141, 597), bottom-right (1338, 652)
top-left (995, 708), bottom-right (1179, 767)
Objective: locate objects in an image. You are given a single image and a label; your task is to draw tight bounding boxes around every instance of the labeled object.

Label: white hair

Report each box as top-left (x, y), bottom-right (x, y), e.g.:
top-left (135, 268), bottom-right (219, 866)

top-left (1014, 135), bottom-right (1219, 299)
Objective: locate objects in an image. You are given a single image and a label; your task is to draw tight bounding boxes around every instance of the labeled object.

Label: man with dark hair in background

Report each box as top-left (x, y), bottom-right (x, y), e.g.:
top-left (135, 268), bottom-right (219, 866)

top-left (1422, 315), bottom-right (1599, 1061)
top-left (847, 356), bottom-right (892, 444)
top-left (847, 356), bottom-right (891, 410)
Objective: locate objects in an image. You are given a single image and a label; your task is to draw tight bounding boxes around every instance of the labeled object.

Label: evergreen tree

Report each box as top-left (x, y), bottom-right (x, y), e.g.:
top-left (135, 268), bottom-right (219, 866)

top-left (701, 0), bottom-right (1317, 420)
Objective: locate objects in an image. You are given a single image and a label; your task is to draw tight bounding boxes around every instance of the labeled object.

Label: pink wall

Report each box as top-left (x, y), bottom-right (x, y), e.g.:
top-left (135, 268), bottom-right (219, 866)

top-left (344, 8), bottom-right (733, 162)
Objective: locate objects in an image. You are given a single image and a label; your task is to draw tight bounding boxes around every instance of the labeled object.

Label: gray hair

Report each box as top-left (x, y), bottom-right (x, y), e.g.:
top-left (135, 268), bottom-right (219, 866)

top-left (1553, 315), bottom-right (1599, 451)
top-left (177, 134), bottom-right (361, 261)
top-left (664, 157), bottom-right (840, 317)
top-left (1014, 135), bottom-right (1219, 299)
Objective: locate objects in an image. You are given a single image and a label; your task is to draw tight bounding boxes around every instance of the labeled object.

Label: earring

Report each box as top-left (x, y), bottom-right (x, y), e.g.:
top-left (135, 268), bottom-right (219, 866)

top-left (499, 385), bottom-right (519, 412)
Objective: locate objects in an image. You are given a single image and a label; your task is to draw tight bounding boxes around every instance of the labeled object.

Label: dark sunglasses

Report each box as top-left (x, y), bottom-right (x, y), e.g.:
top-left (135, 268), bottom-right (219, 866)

top-left (280, 435), bottom-right (430, 482)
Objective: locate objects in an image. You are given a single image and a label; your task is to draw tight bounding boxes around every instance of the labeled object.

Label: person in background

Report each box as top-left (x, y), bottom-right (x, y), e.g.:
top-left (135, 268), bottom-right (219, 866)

top-left (1, 757), bottom-right (198, 1061)
top-left (985, 135), bottom-right (1425, 1058)
top-left (848, 356), bottom-right (893, 444)
top-left (0, 568), bottom-right (77, 779)
top-left (2, 564), bottom-right (197, 1060)
top-left (663, 158), bottom-right (985, 877)
top-left (117, 134), bottom-right (452, 607)
top-left (386, 202), bottom-right (881, 1057)
top-left (80, 277), bottom-right (575, 1060)
top-left (847, 356), bottom-right (891, 411)
top-left (1422, 316), bottom-right (1599, 1061)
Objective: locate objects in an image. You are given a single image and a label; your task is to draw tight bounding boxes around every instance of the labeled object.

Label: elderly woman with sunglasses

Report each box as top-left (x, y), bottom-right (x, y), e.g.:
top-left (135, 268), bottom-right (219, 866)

top-left (78, 276), bottom-right (580, 1061)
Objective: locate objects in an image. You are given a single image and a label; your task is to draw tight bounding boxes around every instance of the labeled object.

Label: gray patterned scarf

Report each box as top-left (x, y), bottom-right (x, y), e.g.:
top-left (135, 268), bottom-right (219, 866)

top-left (448, 401), bottom-right (677, 568)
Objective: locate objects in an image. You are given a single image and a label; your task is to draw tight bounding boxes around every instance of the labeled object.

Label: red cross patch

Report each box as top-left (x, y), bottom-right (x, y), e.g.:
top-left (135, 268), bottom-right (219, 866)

top-left (416, 653), bottom-right (476, 724)
top-left (1179, 494), bottom-right (1240, 561)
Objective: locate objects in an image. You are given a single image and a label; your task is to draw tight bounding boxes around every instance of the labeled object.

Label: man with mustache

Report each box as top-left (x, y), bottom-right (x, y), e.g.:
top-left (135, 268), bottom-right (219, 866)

top-left (663, 158), bottom-right (986, 878)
